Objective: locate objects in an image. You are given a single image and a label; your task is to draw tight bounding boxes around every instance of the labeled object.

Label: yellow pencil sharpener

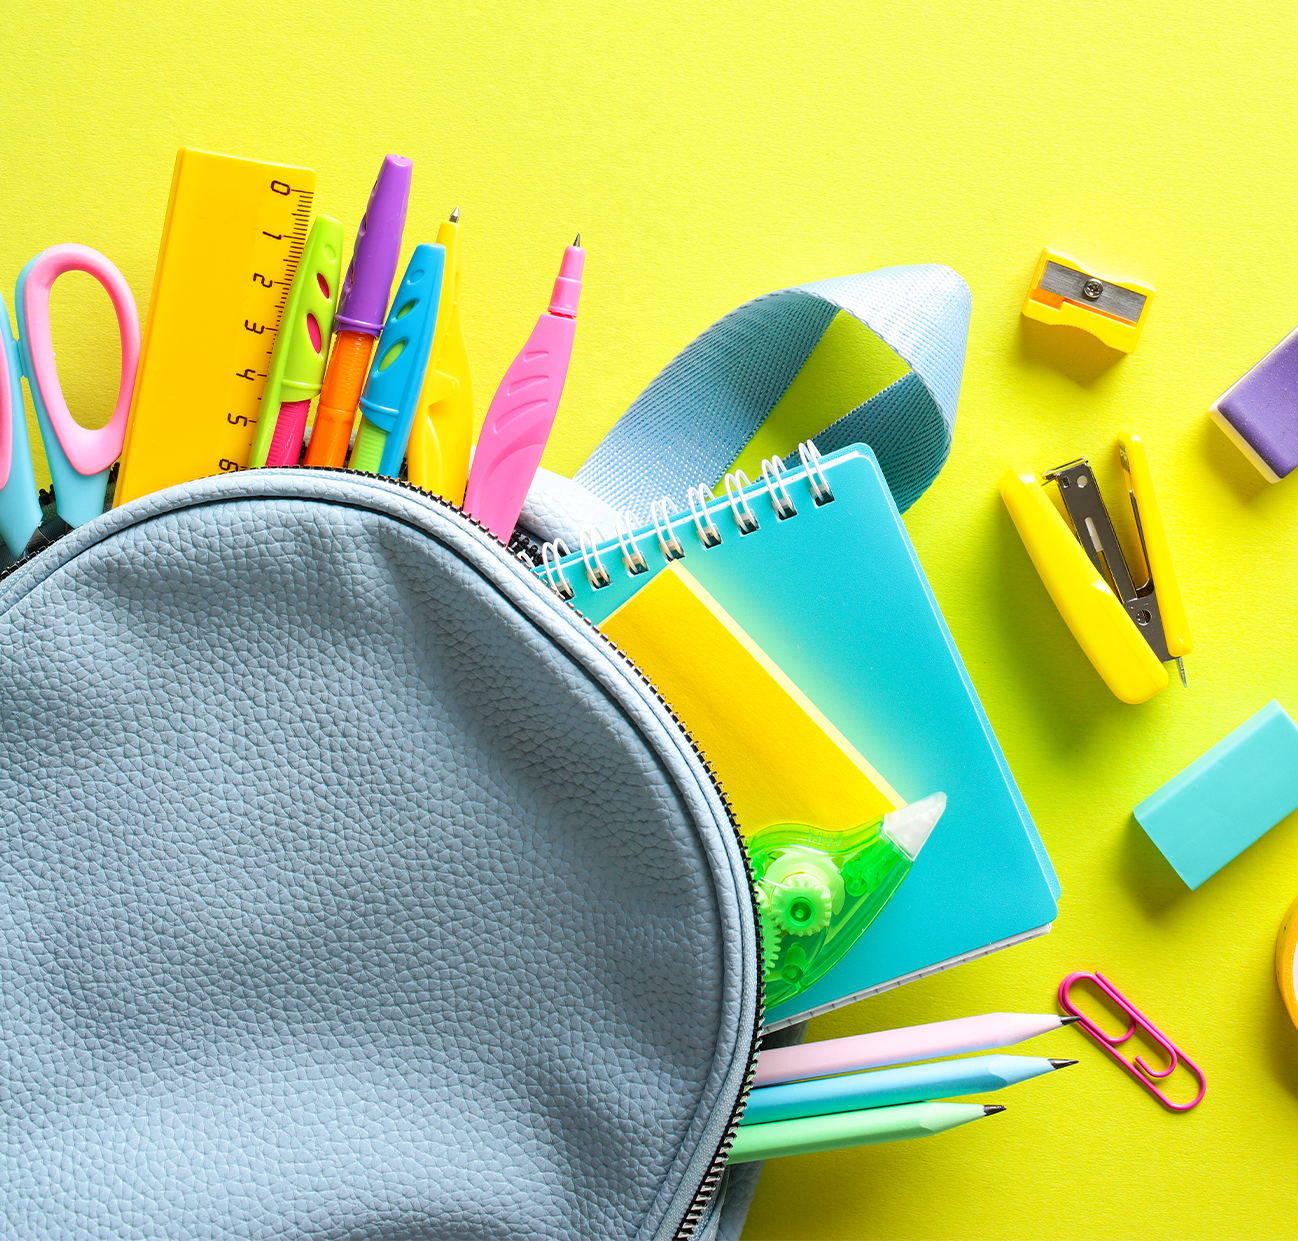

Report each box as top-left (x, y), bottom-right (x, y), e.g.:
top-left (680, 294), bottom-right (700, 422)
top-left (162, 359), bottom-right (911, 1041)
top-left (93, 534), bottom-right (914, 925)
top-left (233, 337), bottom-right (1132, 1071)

top-left (1021, 249), bottom-right (1155, 354)
top-left (999, 433), bottom-right (1191, 705)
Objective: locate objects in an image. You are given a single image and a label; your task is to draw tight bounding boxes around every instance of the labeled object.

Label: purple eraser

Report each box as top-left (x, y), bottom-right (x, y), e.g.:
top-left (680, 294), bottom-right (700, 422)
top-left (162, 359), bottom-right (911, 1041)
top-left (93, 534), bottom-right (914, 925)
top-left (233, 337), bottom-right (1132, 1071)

top-left (334, 154), bottom-right (413, 337)
top-left (1210, 325), bottom-right (1298, 482)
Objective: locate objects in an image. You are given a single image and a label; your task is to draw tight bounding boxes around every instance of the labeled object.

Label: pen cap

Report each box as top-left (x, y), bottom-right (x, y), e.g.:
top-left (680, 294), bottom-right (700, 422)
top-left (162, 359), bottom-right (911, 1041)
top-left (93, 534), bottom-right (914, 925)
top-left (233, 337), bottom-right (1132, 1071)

top-left (548, 244), bottom-right (585, 317)
top-left (335, 154), bottom-right (413, 336)
top-left (358, 243), bottom-right (446, 477)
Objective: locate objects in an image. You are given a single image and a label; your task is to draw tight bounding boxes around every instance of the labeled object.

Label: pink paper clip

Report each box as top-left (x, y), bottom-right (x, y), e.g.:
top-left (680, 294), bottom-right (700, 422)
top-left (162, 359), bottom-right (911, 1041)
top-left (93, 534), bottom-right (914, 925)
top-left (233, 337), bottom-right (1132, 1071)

top-left (1059, 970), bottom-right (1206, 1112)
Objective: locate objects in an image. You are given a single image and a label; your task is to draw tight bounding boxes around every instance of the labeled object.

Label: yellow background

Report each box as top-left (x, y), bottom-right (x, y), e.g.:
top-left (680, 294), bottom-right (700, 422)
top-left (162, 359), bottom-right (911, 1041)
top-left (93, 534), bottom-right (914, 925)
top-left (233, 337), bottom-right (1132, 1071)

top-left (5, 2), bottom-right (1298, 1237)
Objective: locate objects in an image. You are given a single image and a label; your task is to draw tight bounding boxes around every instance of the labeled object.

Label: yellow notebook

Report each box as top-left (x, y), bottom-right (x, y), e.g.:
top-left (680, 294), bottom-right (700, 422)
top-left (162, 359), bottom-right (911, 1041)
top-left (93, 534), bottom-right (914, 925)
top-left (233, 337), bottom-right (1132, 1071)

top-left (600, 563), bottom-right (903, 835)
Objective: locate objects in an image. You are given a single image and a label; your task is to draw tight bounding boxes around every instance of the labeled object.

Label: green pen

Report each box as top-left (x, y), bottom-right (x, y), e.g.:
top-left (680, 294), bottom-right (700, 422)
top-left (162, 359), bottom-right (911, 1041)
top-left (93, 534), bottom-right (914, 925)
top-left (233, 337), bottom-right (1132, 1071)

top-left (249, 215), bottom-right (344, 468)
top-left (727, 1099), bottom-right (1004, 1164)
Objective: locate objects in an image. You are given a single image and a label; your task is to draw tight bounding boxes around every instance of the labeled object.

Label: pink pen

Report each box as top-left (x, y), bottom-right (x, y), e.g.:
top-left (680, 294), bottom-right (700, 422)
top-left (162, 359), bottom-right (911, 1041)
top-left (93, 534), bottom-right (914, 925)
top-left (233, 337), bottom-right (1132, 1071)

top-left (463, 236), bottom-right (584, 541)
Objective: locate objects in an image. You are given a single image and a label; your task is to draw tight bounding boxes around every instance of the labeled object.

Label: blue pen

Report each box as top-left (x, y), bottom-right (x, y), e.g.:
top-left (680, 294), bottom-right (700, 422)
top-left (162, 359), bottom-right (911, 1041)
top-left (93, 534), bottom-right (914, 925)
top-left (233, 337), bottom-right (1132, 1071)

top-left (740, 1054), bottom-right (1077, 1126)
top-left (348, 242), bottom-right (445, 478)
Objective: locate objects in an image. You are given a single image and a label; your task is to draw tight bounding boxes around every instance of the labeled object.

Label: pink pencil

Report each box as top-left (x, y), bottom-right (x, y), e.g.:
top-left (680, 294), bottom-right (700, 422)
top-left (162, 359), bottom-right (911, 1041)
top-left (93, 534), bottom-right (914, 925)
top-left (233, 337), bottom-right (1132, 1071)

top-left (754, 1012), bottom-right (1081, 1088)
top-left (464, 236), bottom-right (584, 541)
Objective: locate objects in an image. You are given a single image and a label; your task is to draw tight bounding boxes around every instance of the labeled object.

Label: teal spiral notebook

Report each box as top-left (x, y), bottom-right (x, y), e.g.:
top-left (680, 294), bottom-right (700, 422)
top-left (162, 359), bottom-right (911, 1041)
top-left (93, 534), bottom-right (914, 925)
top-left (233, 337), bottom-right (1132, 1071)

top-left (537, 444), bottom-right (1060, 1031)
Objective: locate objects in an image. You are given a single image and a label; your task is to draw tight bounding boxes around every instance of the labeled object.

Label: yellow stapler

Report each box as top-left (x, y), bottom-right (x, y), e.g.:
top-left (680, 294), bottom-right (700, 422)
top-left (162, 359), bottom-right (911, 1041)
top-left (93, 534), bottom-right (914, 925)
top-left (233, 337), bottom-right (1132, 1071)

top-left (1021, 249), bottom-right (1154, 354)
top-left (999, 432), bottom-right (1191, 705)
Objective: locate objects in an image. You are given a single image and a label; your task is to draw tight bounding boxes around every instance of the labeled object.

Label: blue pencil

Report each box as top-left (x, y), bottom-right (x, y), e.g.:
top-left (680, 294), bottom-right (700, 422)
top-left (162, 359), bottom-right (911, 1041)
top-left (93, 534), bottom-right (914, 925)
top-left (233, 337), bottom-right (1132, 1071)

top-left (740, 1053), bottom-right (1076, 1126)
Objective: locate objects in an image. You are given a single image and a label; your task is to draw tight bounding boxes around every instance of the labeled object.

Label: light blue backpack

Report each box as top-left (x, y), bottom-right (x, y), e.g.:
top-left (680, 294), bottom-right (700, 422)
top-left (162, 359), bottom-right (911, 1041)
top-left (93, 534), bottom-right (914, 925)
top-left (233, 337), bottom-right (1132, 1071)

top-left (0, 266), bottom-right (968, 1239)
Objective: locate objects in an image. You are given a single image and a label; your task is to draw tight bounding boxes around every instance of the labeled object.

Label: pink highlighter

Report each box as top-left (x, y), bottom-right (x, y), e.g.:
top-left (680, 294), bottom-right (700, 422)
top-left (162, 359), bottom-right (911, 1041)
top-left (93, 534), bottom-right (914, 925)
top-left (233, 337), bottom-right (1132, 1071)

top-left (463, 237), bottom-right (584, 541)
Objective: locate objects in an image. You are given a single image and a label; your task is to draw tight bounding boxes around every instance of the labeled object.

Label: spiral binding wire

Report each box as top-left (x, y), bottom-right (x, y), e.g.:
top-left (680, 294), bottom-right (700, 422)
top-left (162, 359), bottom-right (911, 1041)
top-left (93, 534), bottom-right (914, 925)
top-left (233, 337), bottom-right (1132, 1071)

top-left (540, 538), bottom-right (574, 599)
top-left (761, 454), bottom-right (797, 519)
top-left (579, 528), bottom-right (612, 589)
top-left (537, 441), bottom-right (837, 599)
top-left (615, 511), bottom-right (650, 575)
top-left (799, 439), bottom-right (835, 506)
top-left (650, 497), bottom-right (686, 561)
top-left (723, 470), bottom-right (759, 534)
top-left (687, 485), bottom-right (723, 548)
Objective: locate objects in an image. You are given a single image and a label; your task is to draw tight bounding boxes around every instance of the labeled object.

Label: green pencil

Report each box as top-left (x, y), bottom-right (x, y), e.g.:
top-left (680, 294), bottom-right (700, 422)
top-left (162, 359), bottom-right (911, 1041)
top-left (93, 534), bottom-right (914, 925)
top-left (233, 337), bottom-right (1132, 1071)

top-left (727, 1099), bottom-right (1004, 1164)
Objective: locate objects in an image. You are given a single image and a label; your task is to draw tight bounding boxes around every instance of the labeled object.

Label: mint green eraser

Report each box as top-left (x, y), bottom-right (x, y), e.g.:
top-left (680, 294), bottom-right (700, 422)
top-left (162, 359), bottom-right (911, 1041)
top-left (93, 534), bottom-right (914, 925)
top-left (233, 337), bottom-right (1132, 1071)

top-left (1134, 700), bottom-right (1298, 890)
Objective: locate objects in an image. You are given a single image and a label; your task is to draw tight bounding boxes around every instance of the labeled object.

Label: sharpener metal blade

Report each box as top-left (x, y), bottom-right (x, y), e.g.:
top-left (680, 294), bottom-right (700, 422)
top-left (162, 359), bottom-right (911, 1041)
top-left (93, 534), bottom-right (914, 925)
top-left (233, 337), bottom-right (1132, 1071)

top-left (1040, 262), bottom-right (1147, 325)
top-left (1044, 458), bottom-right (1172, 664)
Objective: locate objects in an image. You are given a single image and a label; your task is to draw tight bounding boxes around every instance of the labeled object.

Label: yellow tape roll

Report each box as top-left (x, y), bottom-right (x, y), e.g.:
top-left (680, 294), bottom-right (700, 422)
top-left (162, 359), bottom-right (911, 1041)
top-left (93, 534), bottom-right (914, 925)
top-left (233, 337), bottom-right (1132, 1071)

top-left (1278, 895), bottom-right (1298, 1031)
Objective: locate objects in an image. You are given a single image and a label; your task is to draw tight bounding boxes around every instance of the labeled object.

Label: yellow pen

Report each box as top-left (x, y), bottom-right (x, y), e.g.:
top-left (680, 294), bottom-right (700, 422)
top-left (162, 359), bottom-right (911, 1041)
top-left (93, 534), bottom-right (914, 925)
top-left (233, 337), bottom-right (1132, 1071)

top-left (408, 207), bottom-right (473, 503)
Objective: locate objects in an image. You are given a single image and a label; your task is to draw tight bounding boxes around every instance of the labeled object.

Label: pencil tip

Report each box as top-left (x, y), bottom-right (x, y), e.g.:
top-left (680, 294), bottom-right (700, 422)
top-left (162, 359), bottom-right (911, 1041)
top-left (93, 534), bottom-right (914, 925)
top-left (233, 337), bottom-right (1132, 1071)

top-left (1060, 1014), bottom-right (1083, 1025)
top-left (1050, 1058), bottom-right (1079, 1069)
top-left (983, 1104), bottom-right (1007, 1116)
top-left (573, 233), bottom-right (582, 247)
top-left (450, 206), bottom-right (460, 223)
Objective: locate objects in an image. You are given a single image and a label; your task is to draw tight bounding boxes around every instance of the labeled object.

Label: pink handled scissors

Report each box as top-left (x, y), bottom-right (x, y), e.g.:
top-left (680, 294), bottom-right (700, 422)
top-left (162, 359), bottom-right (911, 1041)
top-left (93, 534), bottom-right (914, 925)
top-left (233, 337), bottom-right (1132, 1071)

top-left (0, 244), bottom-right (139, 559)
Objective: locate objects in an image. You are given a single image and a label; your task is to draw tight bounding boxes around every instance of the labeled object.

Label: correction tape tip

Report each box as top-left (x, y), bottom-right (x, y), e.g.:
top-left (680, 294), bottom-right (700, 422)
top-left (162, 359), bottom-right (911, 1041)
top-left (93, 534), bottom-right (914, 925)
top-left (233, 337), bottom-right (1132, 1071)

top-left (881, 791), bottom-right (946, 860)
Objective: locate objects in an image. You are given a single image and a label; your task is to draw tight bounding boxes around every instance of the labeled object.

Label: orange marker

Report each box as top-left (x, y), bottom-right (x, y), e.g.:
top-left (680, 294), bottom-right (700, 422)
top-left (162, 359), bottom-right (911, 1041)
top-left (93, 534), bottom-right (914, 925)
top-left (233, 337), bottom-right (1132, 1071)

top-left (304, 154), bottom-right (411, 468)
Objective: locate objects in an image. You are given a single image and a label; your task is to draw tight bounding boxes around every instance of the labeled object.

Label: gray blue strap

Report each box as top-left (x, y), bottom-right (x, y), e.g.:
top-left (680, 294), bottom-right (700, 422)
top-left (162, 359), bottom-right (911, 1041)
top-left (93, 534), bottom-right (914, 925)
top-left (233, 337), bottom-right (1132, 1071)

top-left (574, 265), bottom-right (971, 516)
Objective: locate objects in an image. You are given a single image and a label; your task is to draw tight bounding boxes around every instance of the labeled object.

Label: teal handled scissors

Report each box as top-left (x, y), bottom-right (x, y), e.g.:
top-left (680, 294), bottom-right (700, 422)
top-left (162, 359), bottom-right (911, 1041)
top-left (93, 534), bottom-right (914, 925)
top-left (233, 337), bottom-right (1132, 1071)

top-left (0, 244), bottom-right (140, 559)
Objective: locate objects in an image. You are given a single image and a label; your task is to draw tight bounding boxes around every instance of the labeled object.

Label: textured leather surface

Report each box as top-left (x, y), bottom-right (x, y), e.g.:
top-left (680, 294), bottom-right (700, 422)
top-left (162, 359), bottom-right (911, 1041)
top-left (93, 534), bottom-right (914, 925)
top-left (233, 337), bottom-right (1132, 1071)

top-left (0, 470), bottom-right (759, 1239)
top-left (574, 265), bottom-right (971, 518)
top-left (517, 465), bottom-right (622, 550)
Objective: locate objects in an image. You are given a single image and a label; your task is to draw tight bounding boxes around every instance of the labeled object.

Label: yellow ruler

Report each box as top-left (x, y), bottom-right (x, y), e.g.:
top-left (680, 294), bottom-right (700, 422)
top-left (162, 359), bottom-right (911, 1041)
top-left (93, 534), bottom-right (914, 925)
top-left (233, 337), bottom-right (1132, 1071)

top-left (115, 148), bottom-right (316, 506)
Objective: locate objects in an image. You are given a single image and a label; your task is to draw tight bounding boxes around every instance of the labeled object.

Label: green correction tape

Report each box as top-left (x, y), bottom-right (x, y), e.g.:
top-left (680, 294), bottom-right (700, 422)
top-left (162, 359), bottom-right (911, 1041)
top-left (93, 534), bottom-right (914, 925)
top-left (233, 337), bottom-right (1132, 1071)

top-left (748, 793), bottom-right (946, 1010)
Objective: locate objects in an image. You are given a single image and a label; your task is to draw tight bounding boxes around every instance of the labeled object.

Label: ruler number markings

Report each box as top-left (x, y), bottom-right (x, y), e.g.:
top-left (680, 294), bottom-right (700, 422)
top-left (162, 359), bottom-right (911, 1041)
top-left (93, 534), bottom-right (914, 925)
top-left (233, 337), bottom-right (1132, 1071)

top-left (221, 180), bottom-right (314, 470)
